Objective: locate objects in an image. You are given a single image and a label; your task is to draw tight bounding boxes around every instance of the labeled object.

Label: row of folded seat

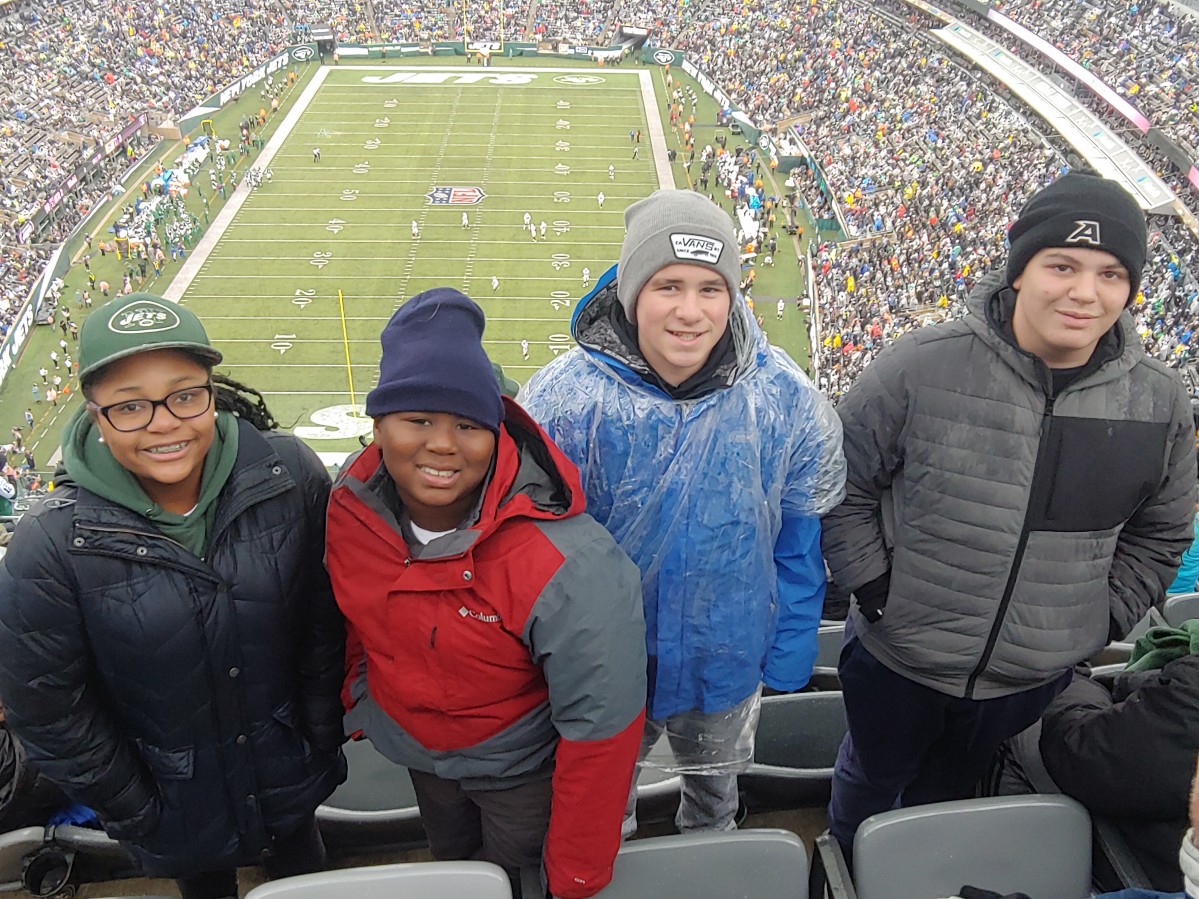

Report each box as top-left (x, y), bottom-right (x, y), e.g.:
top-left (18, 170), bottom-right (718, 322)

top-left (5, 593), bottom-right (1193, 896)
top-left (75, 793), bottom-right (1103, 899)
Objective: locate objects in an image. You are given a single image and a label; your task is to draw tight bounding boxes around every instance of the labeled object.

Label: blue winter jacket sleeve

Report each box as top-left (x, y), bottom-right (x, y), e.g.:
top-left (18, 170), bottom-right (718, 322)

top-left (764, 514), bottom-right (826, 691)
top-left (1167, 514), bottom-right (1199, 595)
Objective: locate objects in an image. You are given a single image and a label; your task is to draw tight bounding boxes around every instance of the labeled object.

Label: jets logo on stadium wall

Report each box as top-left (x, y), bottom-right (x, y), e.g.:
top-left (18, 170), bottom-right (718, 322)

top-left (426, 186), bottom-right (487, 206)
top-left (553, 75), bottom-right (605, 85)
top-left (653, 49), bottom-right (675, 65)
top-left (291, 46), bottom-right (315, 61)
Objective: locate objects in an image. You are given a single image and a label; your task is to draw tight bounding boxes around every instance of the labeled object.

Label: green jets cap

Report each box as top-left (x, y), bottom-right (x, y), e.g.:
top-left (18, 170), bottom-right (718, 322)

top-left (78, 293), bottom-right (223, 382)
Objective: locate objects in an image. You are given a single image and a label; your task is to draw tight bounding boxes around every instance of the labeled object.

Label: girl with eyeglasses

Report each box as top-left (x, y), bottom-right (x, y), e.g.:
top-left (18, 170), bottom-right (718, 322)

top-left (0, 293), bottom-right (347, 899)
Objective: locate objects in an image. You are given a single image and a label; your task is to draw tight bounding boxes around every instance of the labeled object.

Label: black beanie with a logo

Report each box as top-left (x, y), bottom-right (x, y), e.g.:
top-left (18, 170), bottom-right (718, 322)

top-left (1005, 173), bottom-right (1147, 304)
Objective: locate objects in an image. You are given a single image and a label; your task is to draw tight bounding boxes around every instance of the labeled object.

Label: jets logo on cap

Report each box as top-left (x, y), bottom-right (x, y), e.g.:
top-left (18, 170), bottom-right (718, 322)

top-left (671, 233), bottom-right (724, 264)
top-left (1065, 220), bottom-right (1102, 246)
top-left (110, 300), bottom-right (181, 334)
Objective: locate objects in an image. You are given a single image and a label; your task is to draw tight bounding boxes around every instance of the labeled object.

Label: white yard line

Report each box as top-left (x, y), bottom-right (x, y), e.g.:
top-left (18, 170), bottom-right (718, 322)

top-left (164, 66), bottom-right (332, 303)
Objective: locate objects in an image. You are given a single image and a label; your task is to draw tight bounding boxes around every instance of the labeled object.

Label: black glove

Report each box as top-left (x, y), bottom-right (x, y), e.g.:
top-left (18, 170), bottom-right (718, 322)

top-left (852, 571), bottom-right (891, 623)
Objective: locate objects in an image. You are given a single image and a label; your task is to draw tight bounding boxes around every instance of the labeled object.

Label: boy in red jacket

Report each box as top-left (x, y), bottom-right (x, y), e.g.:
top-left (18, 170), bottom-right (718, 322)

top-left (326, 287), bottom-right (646, 898)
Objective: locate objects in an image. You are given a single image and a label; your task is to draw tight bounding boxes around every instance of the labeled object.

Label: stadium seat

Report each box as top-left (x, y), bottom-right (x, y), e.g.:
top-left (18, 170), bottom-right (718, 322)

top-left (1088, 605), bottom-right (1169, 668)
top-left (315, 738), bottom-right (424, 848)
top-left (243, 861), bottom-right (512, 899)
top-left (814, 795), bottom-right (1092, 899)
top-left (804, 623), bottom-right (846, 690)
top-left (741, 692), bottom-right (847, 810)
top-left (319, 738), bottom-right (683, 851)
top-left (593, 829), bottom-right (808, 898)
top-left (814, 623), bottom-right (845, 669)
top-left (1087, 641), bottom-right (1134, 667)
top-left (0, 826), bottom-right (44, 892)
top-left (1163, 592), bottom-right (1199, 627)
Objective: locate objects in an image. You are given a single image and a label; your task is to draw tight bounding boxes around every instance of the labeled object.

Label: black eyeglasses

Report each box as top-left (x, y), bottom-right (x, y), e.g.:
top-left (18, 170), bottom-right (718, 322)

top-left (90, 384), bottom-right (214, 432)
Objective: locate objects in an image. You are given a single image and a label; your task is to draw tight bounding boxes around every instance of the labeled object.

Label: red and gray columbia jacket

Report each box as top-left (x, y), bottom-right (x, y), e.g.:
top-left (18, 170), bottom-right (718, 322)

top-left (326, 400), bottom-right (646, 899)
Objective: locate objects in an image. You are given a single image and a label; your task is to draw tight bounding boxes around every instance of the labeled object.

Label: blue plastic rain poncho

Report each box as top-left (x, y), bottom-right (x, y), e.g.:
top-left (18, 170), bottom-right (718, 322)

top-left (519, 265), bottom-right (845, 769)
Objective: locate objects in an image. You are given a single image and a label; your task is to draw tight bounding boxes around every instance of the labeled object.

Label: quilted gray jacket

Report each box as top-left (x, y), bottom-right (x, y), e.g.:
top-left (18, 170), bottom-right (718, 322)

top-left (823, 273), bottom-right (1196, 699)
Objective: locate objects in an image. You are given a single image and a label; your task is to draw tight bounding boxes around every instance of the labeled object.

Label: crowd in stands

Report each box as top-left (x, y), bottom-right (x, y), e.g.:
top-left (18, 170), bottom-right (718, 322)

top-left (615, 0), bottom-right (694, 45)
top-left (528, 0), bottom-right (614, 42)
top-left (992, 0), bottom-right (1198, 153)
top-left (0, 0), bottom-right (1195, 407)
top-left (659, 0), bottom-right (1199, 399)
top-left (0, 0), bottom-right (363, 329)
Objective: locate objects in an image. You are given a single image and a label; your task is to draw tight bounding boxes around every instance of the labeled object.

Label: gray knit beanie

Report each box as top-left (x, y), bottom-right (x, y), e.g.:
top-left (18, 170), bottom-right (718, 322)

top-left (617, 190), bottom-right (740, 320)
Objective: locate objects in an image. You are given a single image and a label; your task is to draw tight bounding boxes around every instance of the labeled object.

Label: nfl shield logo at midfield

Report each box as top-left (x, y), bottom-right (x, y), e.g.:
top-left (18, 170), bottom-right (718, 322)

top-left (426, 186), bottom-right (487, 205)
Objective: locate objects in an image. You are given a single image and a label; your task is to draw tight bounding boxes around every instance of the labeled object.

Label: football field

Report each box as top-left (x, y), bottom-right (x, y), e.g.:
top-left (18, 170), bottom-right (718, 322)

top-left (166, 65), bottom-right (666, 459)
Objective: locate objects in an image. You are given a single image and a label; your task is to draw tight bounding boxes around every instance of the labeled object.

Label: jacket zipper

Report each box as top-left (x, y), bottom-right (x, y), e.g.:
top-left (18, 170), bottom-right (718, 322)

top-left (965, 394), bottom-right (1056, 698)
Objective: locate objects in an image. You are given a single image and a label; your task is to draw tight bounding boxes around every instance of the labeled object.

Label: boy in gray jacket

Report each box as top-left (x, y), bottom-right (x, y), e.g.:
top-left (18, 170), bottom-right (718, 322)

top-left (822, 172), bottom-right (1196, 855)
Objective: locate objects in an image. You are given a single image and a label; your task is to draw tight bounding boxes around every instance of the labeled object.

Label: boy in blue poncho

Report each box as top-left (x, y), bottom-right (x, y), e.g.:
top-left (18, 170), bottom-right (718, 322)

top-left (520, 189), bottom-right (846, 833)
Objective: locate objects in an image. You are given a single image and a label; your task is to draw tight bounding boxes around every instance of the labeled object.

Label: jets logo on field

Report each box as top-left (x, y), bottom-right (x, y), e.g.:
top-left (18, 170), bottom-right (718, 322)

top-left (553, 75), bottom-right (605, 85)
top-left (1065, 220), bottom-right (1102, 246)
top-left (758, 133), bottom-right (771, 151)
top-left (291, 46), bottom-right (315, 61)
top-left (426, 186), bottom-right (487, 206)
top-left (653, 49), bottom-right (675, 65)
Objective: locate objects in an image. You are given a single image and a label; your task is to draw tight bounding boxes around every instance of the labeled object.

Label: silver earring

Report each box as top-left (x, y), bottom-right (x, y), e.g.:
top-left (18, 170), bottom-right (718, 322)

top-left (214, 410), bottom-right (219, 419)
top-left (97, 435), bottom-right (105, 444)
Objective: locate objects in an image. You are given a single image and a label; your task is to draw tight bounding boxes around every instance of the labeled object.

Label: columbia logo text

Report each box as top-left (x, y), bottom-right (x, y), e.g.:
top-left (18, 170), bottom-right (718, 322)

top-left (459, 606), bottom-right (501, 623)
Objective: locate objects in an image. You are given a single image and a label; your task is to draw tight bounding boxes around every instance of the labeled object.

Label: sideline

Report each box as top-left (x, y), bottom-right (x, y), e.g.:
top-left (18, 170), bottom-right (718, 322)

top-left (639, 68), bottom-right (672, 190)
top-left (165, 66), bottom-right (332, 302)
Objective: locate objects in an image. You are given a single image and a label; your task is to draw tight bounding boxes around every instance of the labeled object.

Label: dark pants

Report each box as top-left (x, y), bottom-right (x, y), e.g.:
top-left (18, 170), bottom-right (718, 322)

top-left (408, 769), bottom-right (552, 899)
top-left (174, 816), bottom-right (326, 899)
top-left (828, 637), bottom-right (1069, 853)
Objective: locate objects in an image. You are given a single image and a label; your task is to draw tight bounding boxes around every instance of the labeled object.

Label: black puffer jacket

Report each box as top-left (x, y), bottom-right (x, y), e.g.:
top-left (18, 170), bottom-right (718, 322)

top-left (0, 421), bottom-right (346, 876)
top-left (1040, 656), bottom-right (1199, 891)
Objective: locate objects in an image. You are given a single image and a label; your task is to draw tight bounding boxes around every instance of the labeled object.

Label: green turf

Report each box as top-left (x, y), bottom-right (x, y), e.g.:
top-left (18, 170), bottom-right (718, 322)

top-left (0, 59), bottom-right (810, 471)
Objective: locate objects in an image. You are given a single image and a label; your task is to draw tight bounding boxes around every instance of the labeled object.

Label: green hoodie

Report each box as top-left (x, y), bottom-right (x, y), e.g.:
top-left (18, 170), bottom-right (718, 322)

top-left (1125, 620), bottom-right (1199, 673)
top-left (60, 406), bottom-right (239, 557)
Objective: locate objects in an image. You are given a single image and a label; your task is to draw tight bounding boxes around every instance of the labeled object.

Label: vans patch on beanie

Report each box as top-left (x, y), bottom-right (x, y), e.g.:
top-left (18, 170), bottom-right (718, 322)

top-left (617, 190), bottom-right (741, 320)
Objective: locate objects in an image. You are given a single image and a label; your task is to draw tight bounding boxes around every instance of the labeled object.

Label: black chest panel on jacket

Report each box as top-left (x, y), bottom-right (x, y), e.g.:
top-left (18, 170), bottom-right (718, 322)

top-left (1027, 416), bottom-right (1168, 532)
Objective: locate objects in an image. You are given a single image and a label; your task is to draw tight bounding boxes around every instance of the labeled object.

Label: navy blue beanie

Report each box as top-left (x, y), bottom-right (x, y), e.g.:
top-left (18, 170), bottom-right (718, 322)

top-left (365, 287), bottom-right (504, 432)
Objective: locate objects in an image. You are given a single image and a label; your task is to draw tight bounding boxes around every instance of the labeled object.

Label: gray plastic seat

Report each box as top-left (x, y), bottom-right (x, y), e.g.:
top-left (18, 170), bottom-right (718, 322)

top-left (316, 739), bottom-right (424, 847)
top-left (813, 623), bottom-right (845, 669)
top-left (817, 795), bottom-right (1091, 899)
top-left (741, 692), bottom-right (846, 810)
top-left (0, 826), bottom-right (43, 892)
top-left (319, 738), bottom-right (683, 849)
top-left (1164, 592), bottom-right (1199, 626)
top-left (50, 824), bottom-right (127, 860)
top-left (594, 829), bottom-right (808, 898)
top-left (244, 861), bottom-right (512, 899)
top-left (1088, 641), bottom-right (1133, 667)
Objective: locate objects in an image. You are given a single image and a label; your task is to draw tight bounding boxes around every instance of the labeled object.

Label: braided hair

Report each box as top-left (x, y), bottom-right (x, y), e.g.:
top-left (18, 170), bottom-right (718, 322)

top-left (213, 372), bottom-right (278, 431)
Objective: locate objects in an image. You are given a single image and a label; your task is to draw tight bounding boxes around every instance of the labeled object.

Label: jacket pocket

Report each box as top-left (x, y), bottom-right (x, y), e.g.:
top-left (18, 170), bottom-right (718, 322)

top-left (136, 741), bottom-right (195, 780)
